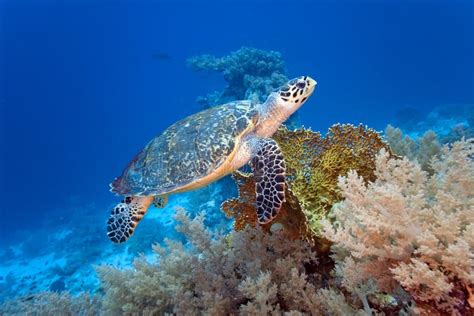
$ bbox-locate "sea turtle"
[107,76,317,243]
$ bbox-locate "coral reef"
[96,208,346,315]
[441,122,474,144]
[223,124,392,242]
[0,183,233,307]
[187,47,303,130]
[3,136,472,315]
[385,124,441,173]
[2,113,473,315]
[0,292,100,315]
[392,104,474,144]
[2,33,473,315]
[322,139,474,315]
[2,209,369,314]
[188,47,288,108]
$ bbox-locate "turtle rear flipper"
[250,138,286,224]
[107,196,153,243]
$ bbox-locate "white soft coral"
[322,139,474,314]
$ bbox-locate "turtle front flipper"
[107,196,154,243]
[250,138,286,224]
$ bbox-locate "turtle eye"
[296,81,306,89]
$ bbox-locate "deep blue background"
[1,0,473,241]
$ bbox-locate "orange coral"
[221,171,258,231]
[221,171,311,240]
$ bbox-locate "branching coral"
[187,47,288,108]
[223,124,392,241]
[322,139,474,315]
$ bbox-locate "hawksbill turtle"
[107,76,317,243]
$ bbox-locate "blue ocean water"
[0,0,473,303]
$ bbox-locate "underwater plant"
[223,124,392,243]
[187,47,288,108]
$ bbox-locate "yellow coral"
[222,124,392,240]
[275,124,391,234]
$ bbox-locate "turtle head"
[274,76,317,109]
[256,76,317,137]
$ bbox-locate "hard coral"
[222,124,392,241]
[188,47,288,108]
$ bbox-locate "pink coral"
[322,139,474,314]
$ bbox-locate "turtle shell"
[111,100,258,196]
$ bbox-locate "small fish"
[152,52,172,60]
[22,295,35,302]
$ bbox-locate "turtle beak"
[305,76,317,95]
